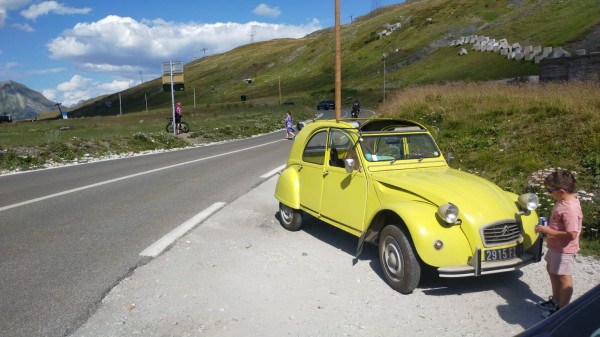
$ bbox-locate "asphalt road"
[0,131,294,337]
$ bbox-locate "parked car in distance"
[316,99,335,110]
[0,114,12,123]
[275,118,543,294]
[515,283,600,337]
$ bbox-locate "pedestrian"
[175,102,182,134]
[535,169,583,318]
[284,111,295,139]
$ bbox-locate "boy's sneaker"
[541,307,559,318]
[537,297,558,311]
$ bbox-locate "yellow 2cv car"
[275,118,543,294]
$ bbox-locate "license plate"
[484,245,522,261]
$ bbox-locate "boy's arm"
[537,226,577,240]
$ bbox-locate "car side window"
[328,129,353,168]
[302,131,328,165]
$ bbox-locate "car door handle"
[323,171,329,176]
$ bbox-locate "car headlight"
[518,193,539,211]
[437,203,459,224]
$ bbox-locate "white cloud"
[51,74,138,106]
[96,79,135,92]
[0,0,31,27]
[26,67,66,75]
[20,1,90,20]
[12,22,33,31]
[42,88,56,101]
[56,74,92,91]
[42,14,320,107]
[252,4,281,18]
[46,15,321,75]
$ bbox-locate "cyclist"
[175,102,183,134]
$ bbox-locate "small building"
[0,114,12,123]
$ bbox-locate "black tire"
[279,202,302,231]
[166,122,174,133]
[379,225,421,294]
[180,122,189,133]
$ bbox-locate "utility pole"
[335,0,341,122]
[201,48,208,58]
[278,76,282,105]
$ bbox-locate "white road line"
[139,202,226,258]
[260,164,286,179]
[0,139,283,212]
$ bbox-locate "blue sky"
[0,0,400,106]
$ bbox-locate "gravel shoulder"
[69,176,600,337]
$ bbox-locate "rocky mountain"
[0,80,60,121]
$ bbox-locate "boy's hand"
[535,225,548,235]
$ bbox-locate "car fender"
[274,166,300,209]
[374,201,473,267]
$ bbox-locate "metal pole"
[170,61,177,136]
[119,93,122,116]
[383,54,386,105]
[335,0,341,122]
[278,76,282,105]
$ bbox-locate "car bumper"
[437,235,543,278]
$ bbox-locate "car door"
[319,129,369,234]
[299,130,328,214]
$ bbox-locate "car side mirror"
[344,158,355,173]
[446,151,454,164]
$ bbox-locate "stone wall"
[450,35,572,63]
[539,53,600,82]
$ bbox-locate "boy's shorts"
[545,249,576,275]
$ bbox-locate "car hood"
[371,167,518,223]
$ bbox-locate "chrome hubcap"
[383,237,404,280]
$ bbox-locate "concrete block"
[515,51,524,60]
[512,43,521,50]
[543,47,553,57]
[576,49,586,56]
[459,48,468,56]
[535,55,545,64]
[552,47,565,58]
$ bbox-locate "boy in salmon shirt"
[535,170,583,317]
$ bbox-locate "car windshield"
[359,133,441,162]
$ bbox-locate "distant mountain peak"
[0,80,59,121]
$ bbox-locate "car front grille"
[481,221,522,247]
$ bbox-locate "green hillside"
[69,0,600,117]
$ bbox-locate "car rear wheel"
[379,225,421,294]
[279,203,302,231]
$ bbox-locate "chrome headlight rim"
[437,202,459,224]
[518,193,540,211]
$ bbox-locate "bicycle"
[166,117,189,133]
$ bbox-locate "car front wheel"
[379,225,421,294]
[279,203,302,231]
